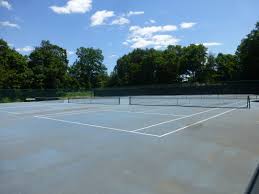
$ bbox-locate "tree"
[202,54,217,83]
[111,45,208,86]
[0,39,32,89]
[70,47,107,89]
[158,45,182,83]
[215,53,238,81]
[179,44,207,82]
[236,21,259,80]
[28,40,69,89]
[114,49,163,85]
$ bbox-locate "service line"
[132,101,245,132]
[104,110,187,117]
[159,108,236,137]
[132,107,219,132]
[35,108,112,117]
[34,116,160,138]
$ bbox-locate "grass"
[0,97,23,103]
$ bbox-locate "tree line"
[0,21,258,90]
[0,40,108,89]
[110,21,259,86]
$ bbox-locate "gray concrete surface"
[0,99,259,194]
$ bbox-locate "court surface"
[0,97,259,194]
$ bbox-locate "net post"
[247,96,251,109]
[118,97,120,105]
[129,96,131,105]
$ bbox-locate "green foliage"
[179,44,207,82]
[236,22,259,80]
[0,39,31,89]
[111,44,208,86]
[0,20,258,92]
[64,91,93,98]
[159,45,182,83]
[215,53,238,81]
[28,40,69,89]
[114,49,160,85]
[70,47,107,89]
[201,54,217,83]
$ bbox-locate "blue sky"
[0,0,258,73]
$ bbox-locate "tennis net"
[68,96,120,105]
[129,95,250,109]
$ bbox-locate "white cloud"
[0,0,11,10]
[122,41,129,46]
[90,10,115,26]
[109,54,118,58]
[145,19,156,25]
[67,51,75,55]
[0,21,20,29]
[16,46,34,53]
[90,10,144,27]
[202,42,222,47]
[111,17,130,25]
[126,25,180,49]
[127,11,144,17]
[152,35,179,47]
[50,0,92,14]
[180,22,196,29]
[129,25,178,38]
[130,38,152,49]
[130,34,179,49]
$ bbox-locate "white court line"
[10,106,74,115]
[38,107,187,118]
[103,110,187,117]
[159,108,236,137]
[0,103,67,110]
[133,106,175,113]
[128,103,198,114]
[34,116,160,138]
[0,110,21,115]
[132,108,219,132]
[36,108,112,117]
[132,101,245,132]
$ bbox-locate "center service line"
[132,100,245,132]
[132,107,219,132]
[159,108,236,137]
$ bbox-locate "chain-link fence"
[93,81,259,96]
[0,89,93,103]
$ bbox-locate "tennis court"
[0,95,259,194]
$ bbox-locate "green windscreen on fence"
[93,81,259,97]
[0,89,93,103]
